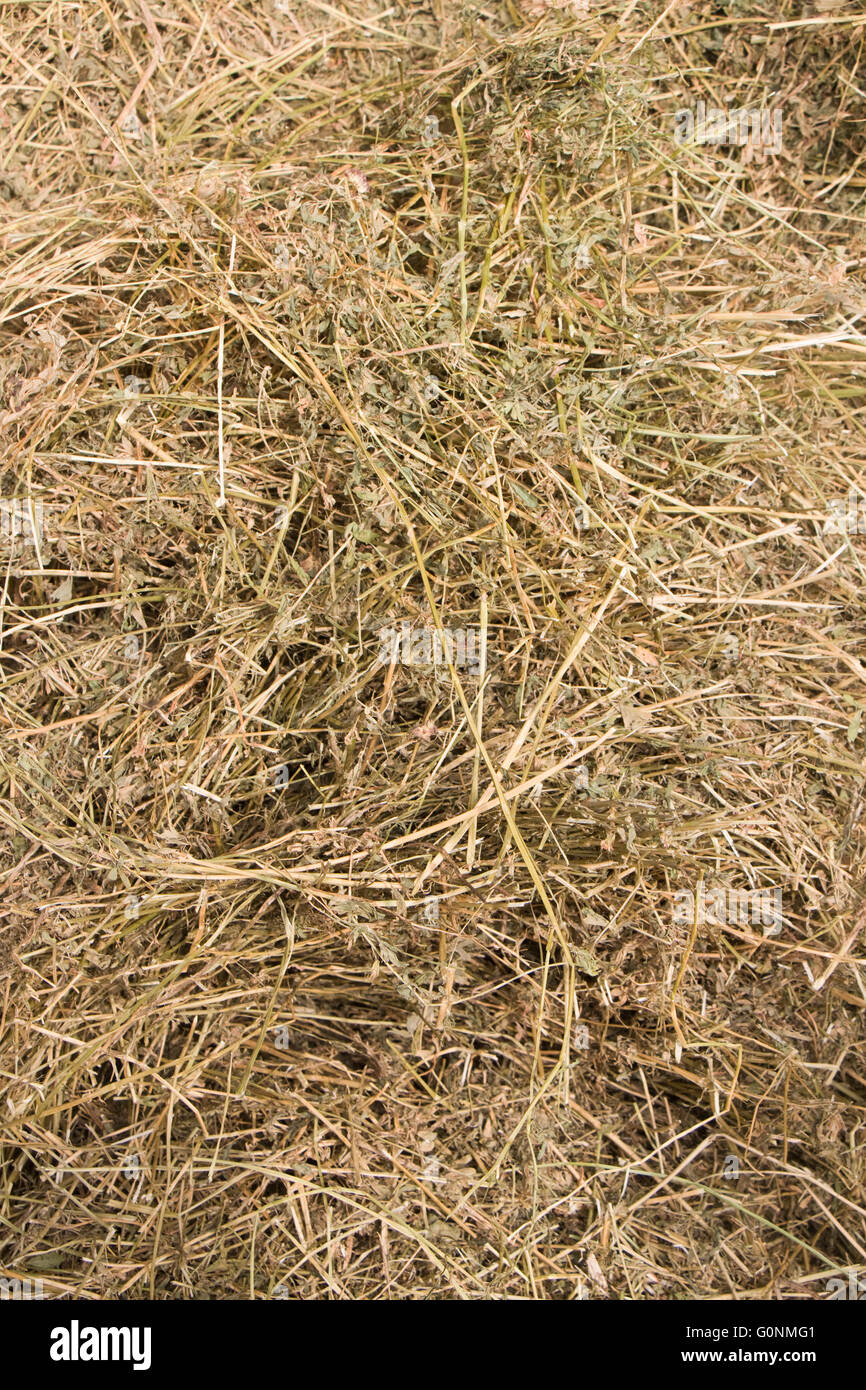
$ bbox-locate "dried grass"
[1,0,865,1299]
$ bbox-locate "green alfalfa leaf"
[573,947,602,977]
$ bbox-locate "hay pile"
[1,0,864,1299]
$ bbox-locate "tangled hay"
[1,0,864,1300]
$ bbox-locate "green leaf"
[573,947,602,976]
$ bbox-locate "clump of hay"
[0,0,864,1299]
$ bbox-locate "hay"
[1,0,864,1299]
